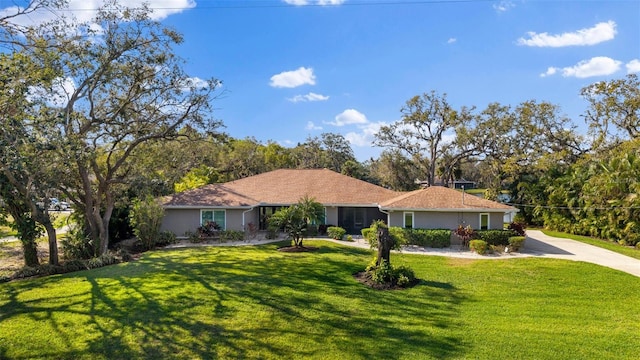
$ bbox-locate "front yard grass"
[540,229,640,260]
[1,240,639,359]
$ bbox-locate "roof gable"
[162,169,400,207]
[161,169,515,212]
[381,186,515,211]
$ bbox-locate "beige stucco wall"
[387,211,506,230]
[325,206,338,225]
[161,209,200,237]
[161,208,257,236]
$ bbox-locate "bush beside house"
[362,227,451,248]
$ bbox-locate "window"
[479,213,489,230]
[201,210,226,230]
[404,212,414,229]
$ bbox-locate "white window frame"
[200,209,227,230]
[479,213,490,230]
[403,212,414,229]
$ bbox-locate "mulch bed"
[277,246,319,253]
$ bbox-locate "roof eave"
[163,205,256,210]
[380,207,518,213]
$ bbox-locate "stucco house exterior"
[160,168,517,236]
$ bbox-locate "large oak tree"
[24,2,223,255]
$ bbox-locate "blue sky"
[6,0,640,160]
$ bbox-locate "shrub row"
[187,229,248,243]
[7,250,131,281]
[361,227,451,248]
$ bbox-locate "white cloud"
[627,59,640,74]
[493,1,515,13]
[270,67,316,88]
[328,109,368,127]
[283,0,345,5]
[540,67,558,78]
[447,38,457,44]
[518,21,617,47]
[543,57,622,78]
[345,122,386,147]
[288,92,329,103]
[305,121,323,130]
[0,0,195,28]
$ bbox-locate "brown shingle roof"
[161,169,515,212]
[161,184,261,207]
[381,186,515,212]
[162,169,401,207]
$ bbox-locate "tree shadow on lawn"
[0,243,469,359]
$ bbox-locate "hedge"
[475,229,517,246]
[361,227,451,248]
[405,228,451,248]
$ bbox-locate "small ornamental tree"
[129,195,164,250]
[268,196,324,247]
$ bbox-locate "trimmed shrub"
[508,236,526,252]
[364,227,451,248]
[388,227,409,246]
[406,229,451,248]
[327,226,346,240]
[346,235,353,242]
[361,228,375,243]
[469,239,488,255]
[365,258,416,288]
[476,229,517,246]
[156,231,177,247]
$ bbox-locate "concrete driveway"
[523,230,640,278]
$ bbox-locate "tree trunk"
[376,227,392,266]
[33,210,59,265]
[43,222,58,265]
[22,240,39,267]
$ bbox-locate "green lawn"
[540,229,640,260]
[1,240,639,359]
